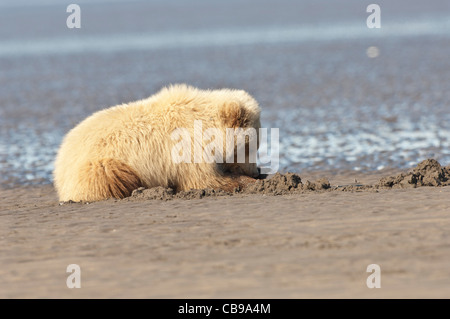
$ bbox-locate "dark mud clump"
[377,159,450,189]
[130,186,176,200]
[242,173,302,195]
[175,188,231,199]
[242,173,330,195]
[123,159,449,201]
[126,173,331,201]
[302,178,332,191]
[128,186,231,201]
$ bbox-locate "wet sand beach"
[1,182,450,299]
[1,0,450,298]
[1,161,450,298]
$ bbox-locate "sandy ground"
[1,168,450,298]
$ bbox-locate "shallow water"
[1,0,450,187]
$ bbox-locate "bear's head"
[219,89,261,178]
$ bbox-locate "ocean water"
[1,0,450,187]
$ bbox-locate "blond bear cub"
[53,84,261,202]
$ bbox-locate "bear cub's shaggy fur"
[53,84,261,202]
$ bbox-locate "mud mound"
[302,178,332,191]
[126,173,331,201]
[242,173,330,195]
[123,158,449,201]
[130,187,176,200]
[242,173,302,195]
[129,186,231,200]
[174,188,232,199]
[377,159,450,188]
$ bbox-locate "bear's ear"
[220,101,250,128]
